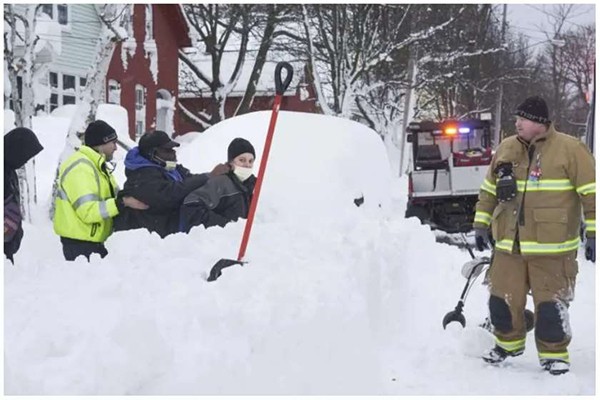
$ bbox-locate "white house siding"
[52,4,102,76]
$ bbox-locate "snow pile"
[177,111,392,223]
[4,111,595,395]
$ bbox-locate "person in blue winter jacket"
[113,130,229,237]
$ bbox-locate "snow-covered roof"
[180,52,306,98]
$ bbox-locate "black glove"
[585,237,595,263]
[115,191,126,212]
[495,163,517,202]
[475,227,492,252]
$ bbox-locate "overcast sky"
[506,3,595,47]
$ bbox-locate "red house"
[106,4,191,140]
[177,63,320,135]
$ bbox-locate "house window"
[41,4,53,18]
[135,84,146,136]
[107,79,121,104]
[57,4,68,25]
[63,74,75,91]
[80,77,87,88]
[49,72,58,88]
[135,84,146,110]
[50,93,58,110]
[145,5,153,40]
[41,4,69,26]
[136,121,144,137]
[48,71,85,111]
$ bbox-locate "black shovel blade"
[442,309,466,329]
[207,259,245,282]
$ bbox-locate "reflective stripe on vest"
[99,200,111,219]
[481,179,496,196]
[585,219,595,232]
[58,157,105,216]
[73,193,101,209]
[474,210,492,226]
[495,237,580,254]
[61,158,100,191]
[480,178,578,196]
[576,182,596,196]
[516,179,574,192]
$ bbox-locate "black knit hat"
[138,130,180,158]
[514,96,550,124]
[227,138,255,161]
[84,120,118,146]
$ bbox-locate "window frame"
[47,71,85,112]
[107,79,121,105]
[135,84,146,137]
[40,4,71,29]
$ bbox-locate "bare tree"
[179,4,254,127]
[3,4,57,218]
[49,4,132,218]
[299,5,465,127]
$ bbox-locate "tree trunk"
[49,5,129,219]
[236,5,277,115]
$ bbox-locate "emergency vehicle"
[405,119,493,233]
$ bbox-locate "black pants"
[60,237,108,262]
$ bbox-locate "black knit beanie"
[227,138,255,161]
[84,120,118,146]
[514,96,550,124]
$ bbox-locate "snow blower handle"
[275,62,293,95]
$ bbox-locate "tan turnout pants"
[486,250,578,361]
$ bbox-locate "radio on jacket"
[495,162,517,202]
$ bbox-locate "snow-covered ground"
[3,110,595,395]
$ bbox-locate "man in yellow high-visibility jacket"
[53,120,148,261]
[473,96,595,375]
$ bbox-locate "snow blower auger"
[207,62,293,283]
[442,242,490,329]
[442,233,534,331]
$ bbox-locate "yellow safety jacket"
[53,146,120,243]
[474,125,595,255]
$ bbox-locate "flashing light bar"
[445,127,458,135]
[458,127,470,134]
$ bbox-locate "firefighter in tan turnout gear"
[473,96,595,375]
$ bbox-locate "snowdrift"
[3,110,595,395]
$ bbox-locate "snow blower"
[207,62,293,282]
[442,234,534,332]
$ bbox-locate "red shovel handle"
[237,62,294,261]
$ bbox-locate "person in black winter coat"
[181,137,257,232]
[113,130,229,238]
[4,127,43,264]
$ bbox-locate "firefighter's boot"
[541,359,570,375]
[482,345,524,364]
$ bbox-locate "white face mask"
[233,166,253,181]
[164,161,177,171]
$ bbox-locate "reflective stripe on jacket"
[474,125,595,256]
[53,146,120,243]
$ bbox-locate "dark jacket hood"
[125,147,160,170]
[124,147,184,182]
[4,127,43,170]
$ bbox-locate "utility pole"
[493,4,507,147]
